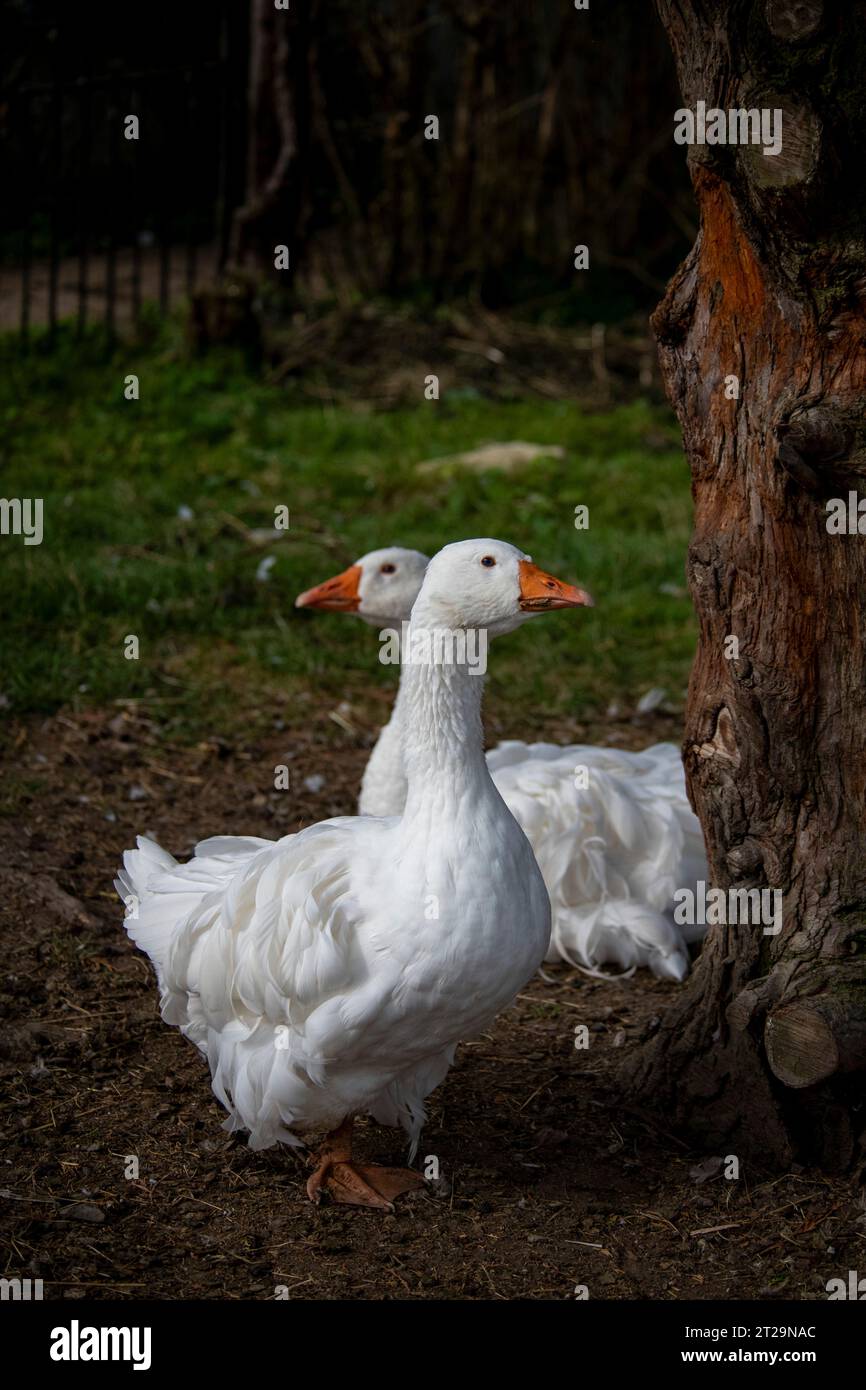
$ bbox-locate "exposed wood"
[737,94,820,189]
[765,996,866,1088]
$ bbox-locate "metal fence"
[0,4,247,339]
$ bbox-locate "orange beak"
[518,559,594,612]
[295,564,362,612]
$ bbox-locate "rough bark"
[626,1,866,1170]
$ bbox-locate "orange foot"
[307,1160,424,1210]
[305,1115,424,1210]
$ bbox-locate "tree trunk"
[627,1,866,1170]
[229,0,300,278]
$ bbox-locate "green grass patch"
[0,328,696,739]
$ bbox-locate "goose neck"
[397,614,489,799]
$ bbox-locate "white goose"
[297,547,708,982]
[117,539,589,1209]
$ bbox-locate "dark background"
[0,0,693,326]
[2,1,864,1309]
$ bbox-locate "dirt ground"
[1,702,863,1302]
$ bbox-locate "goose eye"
[380,563,397,574]
[480,555,496,567]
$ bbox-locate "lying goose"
[117,539,589,1209]
[297,546,707,982]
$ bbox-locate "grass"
[0,324,696,741]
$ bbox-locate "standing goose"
[117,539,589,1209]
[297,546,707,982]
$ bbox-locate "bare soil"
[1,705,862,1301]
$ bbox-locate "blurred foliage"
[248,0,695,312]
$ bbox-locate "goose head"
[295,547,430,629]
[413,538,592,638]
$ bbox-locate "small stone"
[62,1202,105,1223]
